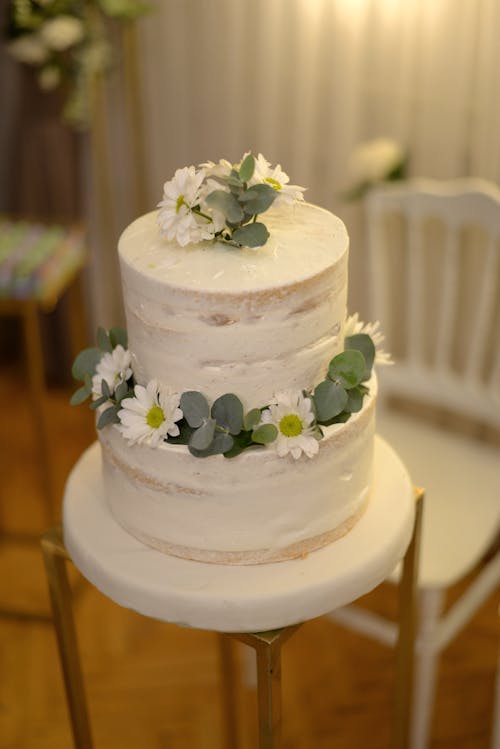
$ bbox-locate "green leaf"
[344,333,375,380]
[204,190,244,224]
[189,431,233,458]
[244,408,262,431]
[328,350,366,389]
[109,327,128,349]
[180,391,210,428]
[320,410,352,427]
[223,430,256,458]
[211,393,244,435]
[101,378,111,399]
[97,327,112,353]
[114,380,130,403]
[72,347,102,381]
[97,406,120,429]
[189,418,216,450]
[313,380,348,422]
[239,153,255,183]
[70,384,91,406]
[90,394,108,410]
[232,222,270,248]
[252,423,278,445]
[346,386,364,413]
[166,419,194,445]
[239,183,277,214]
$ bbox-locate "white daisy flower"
[157,166,215,246]
[199,158,233,179]
[117,380,183,447]
[252,153,306,205]
[92,345,132,399]
[344,313,393,365]
[261,390,319,460]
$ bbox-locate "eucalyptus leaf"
[346,386,363,413]
[232,222,269,248]
[204,190,244,223]
[189,431,234,458]
[252,423,278,445]
[244,408,262,431]
[223,430,256,458]
[70,384,91,406]
[313,380,348,422]
[97,406,120,429]
[319,410,352,427]
[101,378,111,399]
[72,347,102,381]
[328,349,366,389]
[211,393,244,435]
[109,326,128,349]
[239,153,255,183]
[189,418,216,450]
[345,333,375,380]
[167,420,194,445]
[97,326,112,353]
[239,183,277,214]
[89,394,108,410]
[180,391,209,428]
[114,380,130,403]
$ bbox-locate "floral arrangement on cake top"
[5,0,149,127]
[158,153,305,249]
[342,137,407,201]
[70,315,391,460]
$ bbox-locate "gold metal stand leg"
[391,487,425,749]
[232,626,299,749]
[41,527,93,749]
[22,301,55,523]
[218,635,239,749]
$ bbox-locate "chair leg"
[41,527,93,749]
[411,587,445,749]
[22,301,56,523]
[492,625,500,749]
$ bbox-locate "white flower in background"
[38,65,61,91]
[8,34,49,65]
[158,166,216,246]
[261,391,319,460]
[348,138,405,184]
[92,345,132,398]
[252,153,306,205]
[39,15,85,52]
[117,380,183,447]
[77,39,111,74]
[344,313,393,365]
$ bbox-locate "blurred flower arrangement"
[4,0,149,128]
[343,137,407,201]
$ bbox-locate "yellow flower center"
[146,405,165,429]
[279,414,303,437]
[265,177,282,190]
[176,194,185,213]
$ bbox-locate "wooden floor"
[0,364,498,749]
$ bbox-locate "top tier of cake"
[118,202,349,407]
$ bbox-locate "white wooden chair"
[328,178,500,749]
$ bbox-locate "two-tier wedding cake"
[71,153,389,565]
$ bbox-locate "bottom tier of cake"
[98,387,376,565]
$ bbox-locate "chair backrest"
[365,178,500,431]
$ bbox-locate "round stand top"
[63,437,414,633]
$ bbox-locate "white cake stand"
[42,435,421,749]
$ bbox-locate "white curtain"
[87,0,500,326]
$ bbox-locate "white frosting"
[119,202,348,406]
[99,381,376,564]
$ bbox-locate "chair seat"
[0,218,86,308]
[377,406,500,588]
